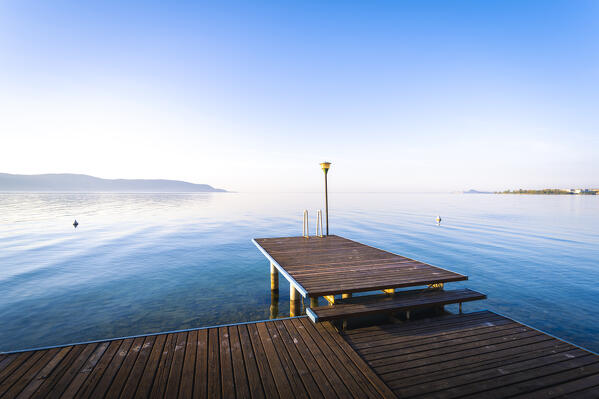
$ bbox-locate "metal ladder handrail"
[316,210,324,237]
[303,210,309,238]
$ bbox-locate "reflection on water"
[0,192,598,352]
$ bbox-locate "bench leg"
[310,297,319,308]
[406,310,411,320]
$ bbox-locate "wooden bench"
[306,288,486,323]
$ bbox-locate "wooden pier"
[2,234,598,398]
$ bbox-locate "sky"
[1,0,598,192]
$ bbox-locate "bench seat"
[306,288,486,323]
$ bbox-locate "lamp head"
[320,162,331,174]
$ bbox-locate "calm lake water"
[1,192,598,353]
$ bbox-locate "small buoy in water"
[73,220,79,228]
[436,216,442,225]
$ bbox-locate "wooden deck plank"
[289,318,354,398]
[0,350,46,397]
[272,320,324,399]
[44,343,100,399]
[280,319,338,399]
[520,373,599,398]
[343,310,503,338]
[264,321,308,399]
[63,340,115,398]
[218,327,236,399]
[0,352,34,385]
[298,318,374,399]
[321,322,397,399]
[27,344,86,399]
[370,330,546,371]
[149,332,177,398]
[385,341,574,388]
[245,323,280,398]
[134,333,166,399]
[228,325,251,399]
[396,350,596,398]
[164,332,187,399]
[1,348,58,398]
[363,324,531,361]
[349,318,514,350]
[236,324,267,399]
[307,320,383,399]
[15,346,72,399]
[207,328,221,398]
[85,338,133,398]
[178,329,197,399]
[0,354,18,374]
[103,336,145,399]
[255,321,296,398]
[117,335,156,399]
[194,329,208,399]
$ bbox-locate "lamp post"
[320,162,331,236]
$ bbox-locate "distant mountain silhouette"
[463,189,492,194]
[0,173,226,192]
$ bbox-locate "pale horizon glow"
[1,1,598,192]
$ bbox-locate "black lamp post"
[320,162,331,236]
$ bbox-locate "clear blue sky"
[1,1,597,192]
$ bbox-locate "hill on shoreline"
[0,173,226,192]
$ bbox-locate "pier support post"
[290,285,301,317]
[270,262,279,319]
[270,290,279,319]
[270,262,278,291]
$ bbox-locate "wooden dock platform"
[2,313,598,398]
[2,234,598,398]
[253,235,467,298]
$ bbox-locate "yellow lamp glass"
[320,162,331,173]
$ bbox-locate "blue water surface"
[0,192,598,352]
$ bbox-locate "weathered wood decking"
[0,318,394,399]
[3,312,599,398]
[344,311,599,398]
[253,235,467,298]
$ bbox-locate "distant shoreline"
[0,173,227,193]
[497,189,597,195]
